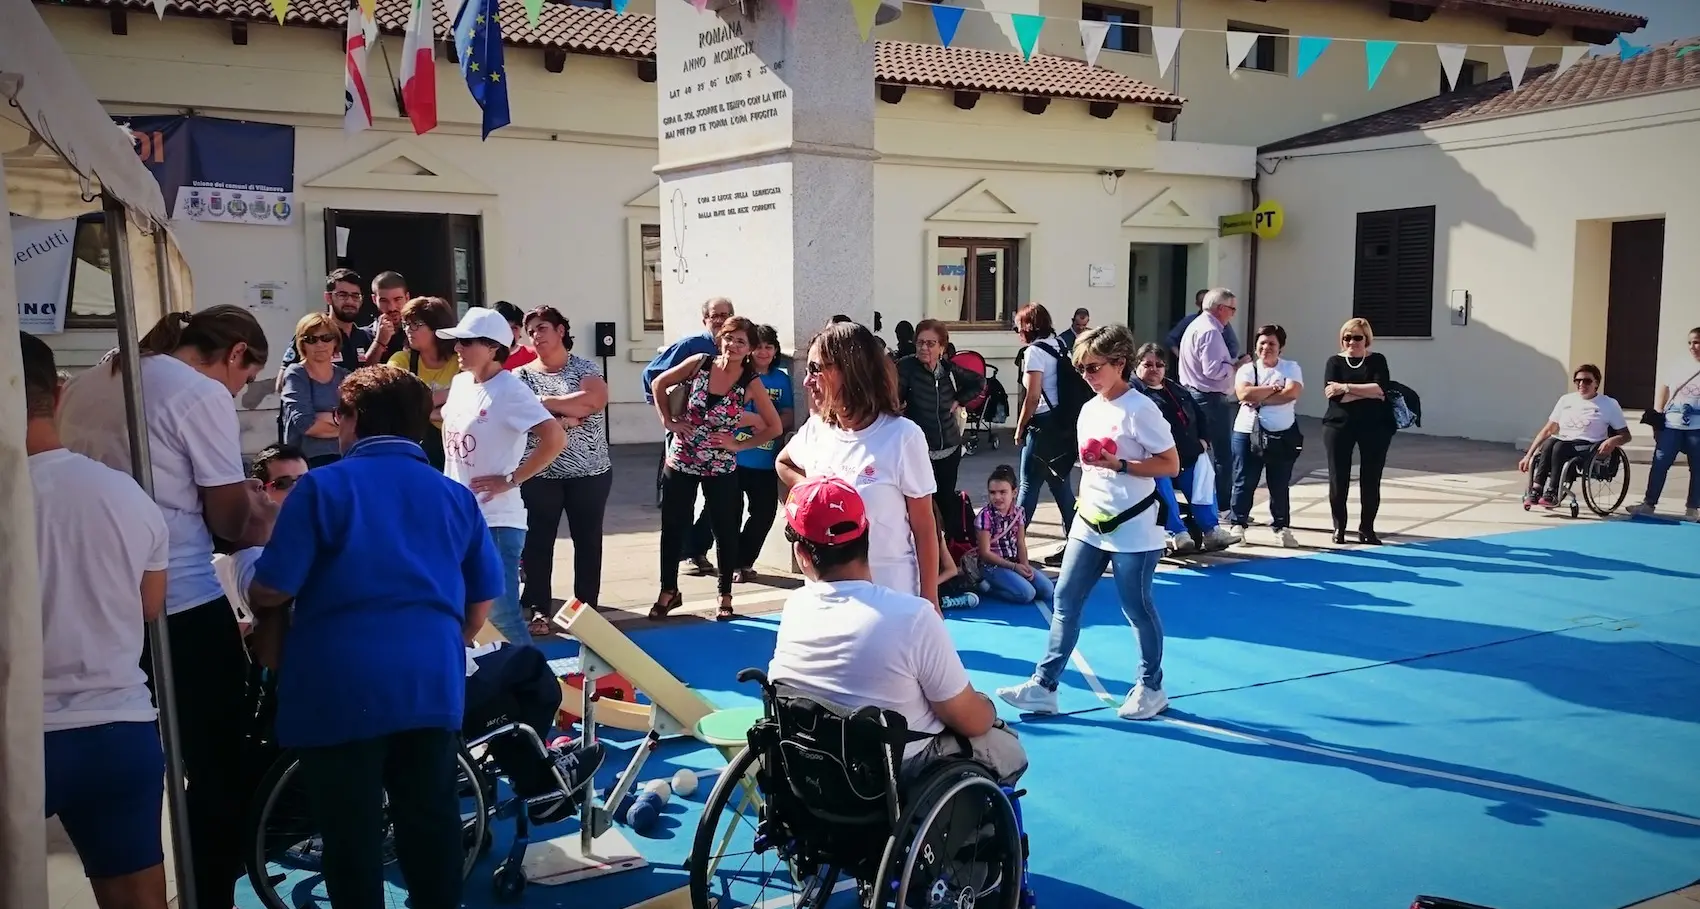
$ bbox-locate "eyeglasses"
[302,333,339,345]
[331,291,363,302]
[1342,334,1366,343]
[268,474,300,492]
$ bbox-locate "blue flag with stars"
[453,0,510,138]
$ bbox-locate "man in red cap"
[767,476,1028,785]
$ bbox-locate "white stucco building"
[1254,39,1697,444]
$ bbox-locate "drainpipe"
[1170,0,1182,141]
[1245,169,1261,333]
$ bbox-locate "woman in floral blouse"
[648,316,783,620]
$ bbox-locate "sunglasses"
[1342,334,1366,343]
[268,474,301,492]
[1075,359,1121,376]
[806,361,827,375]
[302,333,339,345]
[1573,376,1597,386]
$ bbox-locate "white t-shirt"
[1234,359,1304,433]
[441,369,554,530]
[768,580,971,756]
[1071,387,1176,554]
[31,448,170,732]
[784,414,936,595]
[59,354,248,615]
[1548,392,1627,443]
[1662,361,1700,430]
[1023,339,1064,415]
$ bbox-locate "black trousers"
[297,728,464,909]
[1533,438,1594,499]
[736,467,781,570]
[1323,424,1394,532]
[520,469,614,610]
[660,467,742,596]
[930,449,964,539]
[138,597,255,909]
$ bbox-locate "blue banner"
[113,115,296,226]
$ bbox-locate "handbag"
[663,354,710,420]
[1643,367,1700,432]
[1249,364,1304,463]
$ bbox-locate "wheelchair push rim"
[244,747,489,909]
[878,762,1022,909]
[690,744,842,909]
[1581,447,1631,516]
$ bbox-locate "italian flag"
[400,0,437,135]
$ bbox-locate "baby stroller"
[949,349,1010,455]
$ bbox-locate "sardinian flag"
[344,2,375,134]
[400,0,438,134]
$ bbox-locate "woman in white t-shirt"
[437,307,567,645]
[1631,327,1700,521]
[996,324,1180,723]
[57,305,277,908]
[1517,363,1631,507]
[1229,324,1305,546]
[777,321,941,607]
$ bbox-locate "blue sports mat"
[236,521,1700,908]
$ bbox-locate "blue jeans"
[1019,411,1077,533]
[1155,455,1220,535]
[982,563,1056,605]
[488,526,532,646]
[1033,539,1164,691]
[1230,431,1295,529]
[1186,388,1237,510]
[1644,427,1700,509]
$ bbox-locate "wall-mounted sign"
[1219,200,1284,239]
[1088,263,1116,287]
[11,215,78,335]
[113,115,297,226]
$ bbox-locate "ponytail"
[122,305,269,374]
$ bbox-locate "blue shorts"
[45,721,166,878]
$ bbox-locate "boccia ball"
[671,769,698,798]
[628,790,665,832]
[644,779,672,804]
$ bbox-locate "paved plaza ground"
[44,421,1699,909]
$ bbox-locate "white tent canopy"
[2,0,195,905]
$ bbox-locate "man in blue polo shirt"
[248,365,503,909]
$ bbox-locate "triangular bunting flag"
[931,3,964,47]
[1503,44,1532,89]
[269,0,287,23]
[1554,44,1587,76]
[849,0,880,41]
[150,0,167,18]
[1364,40,1397,90]
[1679,44,1700,59]
[773,0,797,27]
[522,0,543,27]
[1296,36,1331,78]
[1436,43,1467,91]
[611,0,627,11]
[691,0,708,10]
[1152,26,1183,77]
[1010,12,1044,60]
[1616,35,1649,60]
[1080,20,1110,68]
[1226,31,1258,74]
[359,0,374,27]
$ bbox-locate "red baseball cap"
[784,476,869,545]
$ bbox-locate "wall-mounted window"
[931,237,1021,328]
[1352,206,1436,338]
[1227,21,1289,75]
[1440,59,1488,94]
[1081,2,1152,55]
[64,213,116,330]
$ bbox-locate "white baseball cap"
[436,307,512,346]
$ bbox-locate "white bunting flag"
[1555,44,1588,78]
[344,4,374,134]
[151,0,168,17]
[1226,31,1259,74]
[1080,20,1111,68]
[1152,25,1184,77]
[1503,44,1533,89]
[1436,43,1467,91]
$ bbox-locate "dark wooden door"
[1604,218,1666,409]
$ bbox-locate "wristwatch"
[503,471,517,486]
[1117,458,1129,474]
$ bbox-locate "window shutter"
[1352,206,1435,338]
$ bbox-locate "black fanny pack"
[1081,488,1168,536]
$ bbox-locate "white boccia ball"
[644,778,672,804]
[671,769,698,798]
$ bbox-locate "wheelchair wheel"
[1582,446,1631,517]
[874,761,1023,909]
[689,745,842,909]
[244,747,489,909]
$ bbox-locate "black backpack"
[1027,338,1093,467]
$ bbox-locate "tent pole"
[104,195,198,909]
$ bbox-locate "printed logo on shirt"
[444,430,478,464]
[476,408,490,424]
[861,464,877,478]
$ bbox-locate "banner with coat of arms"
[114,114,298,226]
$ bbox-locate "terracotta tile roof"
[1261,36,1699,152]
[876,40,1182,107]
[1449,0,1646,30]
[42,0,1178,108]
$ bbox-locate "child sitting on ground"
[975,465,1056,607]
[935,500,981,611]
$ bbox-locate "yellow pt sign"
[1218,200,1284,239]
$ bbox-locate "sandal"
[649,590,683,621]
[527,612,552,637]
[715,595,736,622]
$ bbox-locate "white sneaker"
[1271,527,1298,548]
[1200,526,1240,551]
[1116,684,1169,720]
[1686,508,1699,523]
[996,680,1059,715]
[1166,531,1196,554]
[1627,503,1656,517]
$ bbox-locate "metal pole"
[103,195,198,909]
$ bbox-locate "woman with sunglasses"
[1322,318,1396,545]
[998,324,1179,722]
[280,312,350,468]
[1518,364,1630,508]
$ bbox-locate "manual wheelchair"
[1521,439,1632,519]
[687,669,1037,909]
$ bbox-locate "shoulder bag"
[663,354,711,420]
[1642,366,1700,432]
[1248,363,1304,463]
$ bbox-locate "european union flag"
[453,0,510,139]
